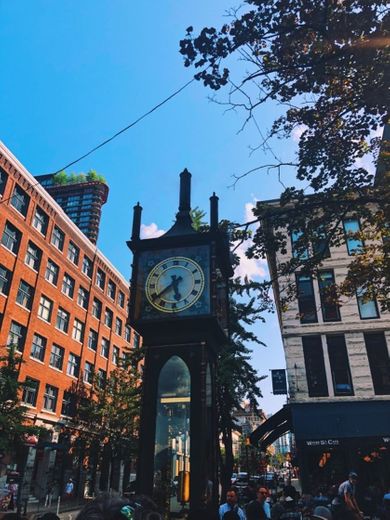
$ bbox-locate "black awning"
[250,406,291,449]
[291,401,390,441]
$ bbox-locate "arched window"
[153,356,191,512]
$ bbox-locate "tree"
[180,1,390,310]
[69,345,142,494]
[191,210,270,493]
[0,346,40,452]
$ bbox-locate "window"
[107,280,116,299]
[356,288,379,319]
[112,346,120,365]
[0,264,12,295]
[25,241,42,271]
[88,329,98,351]
[0,167,8,196]
[56,307,70,333]
[124,325,131,342]
[67,241,80,265]
[343,217,363,255]
[33,207,48,235]
[82,256,93,277]
[327,335,353,396]
[318,270,341,322]
[51,226,65,251]
[104,308,113,328]
[296,274,318,323]
[118,291,125,308]
[302,335,328,397]
[77,286,89,309]
[7,321,26,352]
[61,392,76,417]
[31,334,46,362]
[43,384,58,412]
[62,273,75,298]
[38,295,53,322]
[45,259,59,285]
[92,298,102,319]
[312,225,330,259]
[67,353,80,377]
[97,369,106,389]
[1,221,21,253]
[84,361,94,384]
[72,318,84,343]
[16,280,34,310]
[365,333,390,395]
[50,344,64,370]
[96,268,106,290]
[291,230,309,260]
[101,337,110,358]
[134,332,140,348]
[11,184,30,216]
[115,317,122,336]
[22,378,39,406]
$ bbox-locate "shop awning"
[291,401,390,441]
[250,406,292,449]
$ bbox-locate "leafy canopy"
[181,0,390,310]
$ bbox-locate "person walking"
[246,486,269,520]
[64,478,74,500]
[219,488,246,520]
[338,472,363,520]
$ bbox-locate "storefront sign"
[271,369,287,395]
[305,439,340,447]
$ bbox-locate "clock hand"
[171,275,183,301]
[152,275,183,300]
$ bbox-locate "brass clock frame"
[145,256,205,313]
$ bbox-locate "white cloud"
[234,200,268,280]
[291,125,308,143]
[140,222,165,239]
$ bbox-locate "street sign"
[271,369,288,395]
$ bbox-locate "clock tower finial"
[165,168,195,236]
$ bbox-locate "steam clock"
[128,170,233,516]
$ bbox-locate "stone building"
[250,165,390,490]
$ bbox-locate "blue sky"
[0,1,302,414]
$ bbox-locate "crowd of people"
[217,472,390,520]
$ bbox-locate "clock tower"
[128,169,233,517]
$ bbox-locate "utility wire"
[0,77,195,206]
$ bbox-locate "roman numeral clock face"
[145,256,205,313]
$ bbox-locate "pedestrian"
[337,471,363,520]
[219,488,246,520]
[246,486,269,520]
[38,514,60,520]
[45,483,54,507]
[279,496,302,519]
[76,495,161,520]
[64,478,74,499]
[311,505,332,519]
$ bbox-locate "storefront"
[291,401,390,491]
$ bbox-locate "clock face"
[145,256,205,313]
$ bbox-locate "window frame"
[67,352,81,378]
[16,280,34,310]
[25,241,42,271]
[67,241,80,265]
[31,333,47,362]
[56,307,70,333]
[7,321,26,352]
[0,264,12,295]
[49,344,64,370]
[1,221,21,254]
[72,318,85,343]
[343,217,364,255]
[37,295,53,322]
[45,259,59,286]
[32,207,48,235]
[296,273,318,324]
[302,335,329,397]
[356,287,380,320]
[62,273,75,298]
[326,335,354,396]
[51,225,65,251]
[11,184,30,216]
[43,384,58,412]
[22,378,39,407]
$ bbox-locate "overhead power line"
[0,77,195,206]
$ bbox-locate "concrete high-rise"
[34,172,109,244]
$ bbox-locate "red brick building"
[0,142,137,500]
